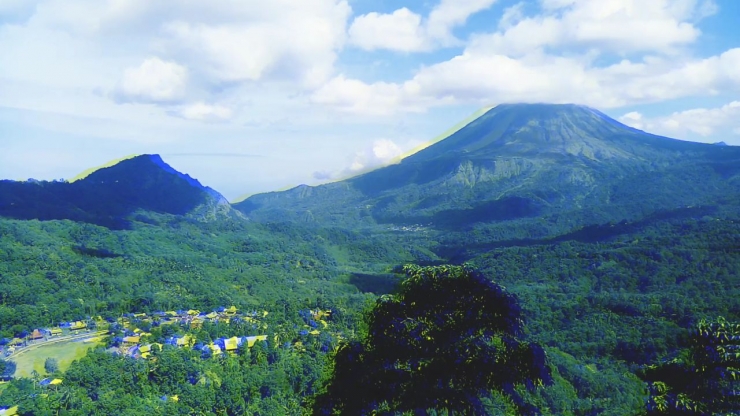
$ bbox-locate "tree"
[314,264,552,415]
[641,317,740,415]
[0,359,16,381]
[44,357,59,375]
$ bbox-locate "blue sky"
[0,0,738,201]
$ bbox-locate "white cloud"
[311,75,430,116]
[313,138,408,180]
[348,0,498,52]
[314,40,740,115]
[160,0,351,89]
[619,111,644,129]
[316,0,734,116]
[347,8,427,52]
[4,0,352,108]
[426,0,499,44]
[175,102,233,122]
[619,101,740,140]
[498,3,525,30]
[114,57,188,104]
[472,0,712,56]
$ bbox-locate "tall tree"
[314,264,552,415]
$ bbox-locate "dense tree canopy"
[314,264,552,415]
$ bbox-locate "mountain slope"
[0,154,232,229]
[235,104,740,236]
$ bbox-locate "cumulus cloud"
[160,0,351,89]
[472,0,714,57]
[312,0,740,115]
[9,0,352,112]
[426,0,499,44]
[313,138,407,180]
[311,75,435,115]
[114,57,188,104]
[174,102,233,122]
[619,101,740,140]
[348,0,498,52]
[347,8,427,52]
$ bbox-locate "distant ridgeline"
[0,154,231,229]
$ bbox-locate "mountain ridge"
[0,154,233,229]
[234,103,740,237]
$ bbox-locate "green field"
[11,337,104,378]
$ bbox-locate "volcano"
[235,103,740,234]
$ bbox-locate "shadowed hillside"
[0,154,231,229]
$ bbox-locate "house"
[30,329,44,340]
[176,335,194,348]
[138,344,152,359]
[0,405,18,415]
[190,317,203,329]
[70,321,86,331]
[224,337,240,353]
[244,335,268,348]
[209,343,222,356]
[224,306,237,315]
[136,343,162,359]
[311,309,332,321]
[49,328,62,337]
[122,336,140,346]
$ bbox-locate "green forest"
[0,203,739,414]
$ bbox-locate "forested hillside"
[0,203,739,414]
[2,104,740,414]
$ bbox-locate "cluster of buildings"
[111,307,337,360]
[112,306,275,360]
[117,306,266,330]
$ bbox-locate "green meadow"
[11,338,103,378]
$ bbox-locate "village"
[1,305,337,384]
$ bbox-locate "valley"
[1,104,739,414]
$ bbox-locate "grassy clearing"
[11,338,103,378]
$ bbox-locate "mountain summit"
[0,154,230,228]
[236,103,740,235]
[405,103,691,162]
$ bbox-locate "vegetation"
[640,317,740,415]
[0,201,737,414]
[1,105,740,414]
[315,264,552,415]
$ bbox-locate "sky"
[0,0,738,201]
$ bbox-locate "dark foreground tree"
[313,264,552,415]
[642,317,740,415]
